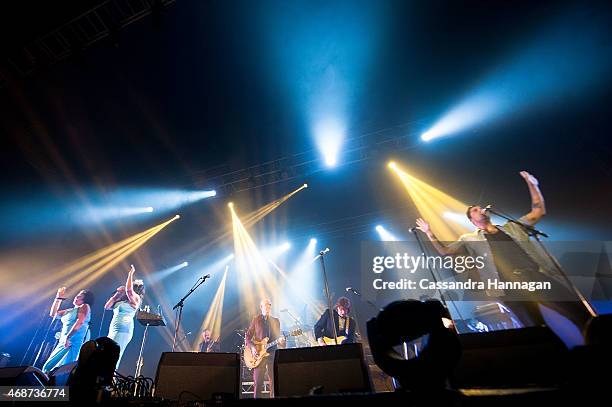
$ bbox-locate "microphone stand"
[410,228,448,308]
[98,309,107,338]
[32,315,59,367]
[487,207,597,318]
[21,308,50,366]
[318,249,339,345]
[172,275,210,351]
[283,309,302,326]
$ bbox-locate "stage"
[1,1,612,406]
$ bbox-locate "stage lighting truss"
[0,0,177,87]
[192,118,429,196]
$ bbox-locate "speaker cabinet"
[154,352,240,402]
[453,327,567,388]
[0,366,48,386]
[47,361,77,386]
[274,344,372,397]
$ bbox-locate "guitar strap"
[337,315,349,335]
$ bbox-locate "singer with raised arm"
[245,298,286,398]
[314,297,357,346]
[42,287,94,373]
[415,171,592,346]
[104,264,145,368]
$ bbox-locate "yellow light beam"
[241,183,308,227]
[39,215,178,297]
[230,205,278,315]
[192,267,228,350]
[24,226,158,296]
[389,162,471,241]
[2,216,180,330]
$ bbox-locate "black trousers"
[253,355,274,398]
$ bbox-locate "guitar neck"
[265,335,284,350]
[264,331,300,351]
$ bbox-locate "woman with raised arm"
[105,264,144,368]
[42,287,94,373]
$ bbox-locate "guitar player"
[245,298,286,398]
[199,329,220,353]
[314,296,357,346]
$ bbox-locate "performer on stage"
[314,296,357,346]
[415,170,592,344]
[245,298,286,399]
[42,287,94,373]
[199,329,220,352]
[104,264,144,367]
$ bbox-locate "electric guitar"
[243,329,302,369]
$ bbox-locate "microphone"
[483,204,492,213]
[203,274,211,280]
[346,287,361,296]
[408,226,418,233]
[319,248,330,255]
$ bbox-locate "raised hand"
[520,171,539,187]
[415,218,431,235]
[56,287,67,298]
[129,264,136,274]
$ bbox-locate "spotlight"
[228,202,234,209]
[263,242,292,260]
[309,238,317,245]
[303,183,308,189]
[325,156,337,167]
[188,190,217,201]
[145,207,154,212]
[315,118,345,168]
[388,161,397,170]
[421,130,434,142]
[149,260,190,282]
[375,224,399,241]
